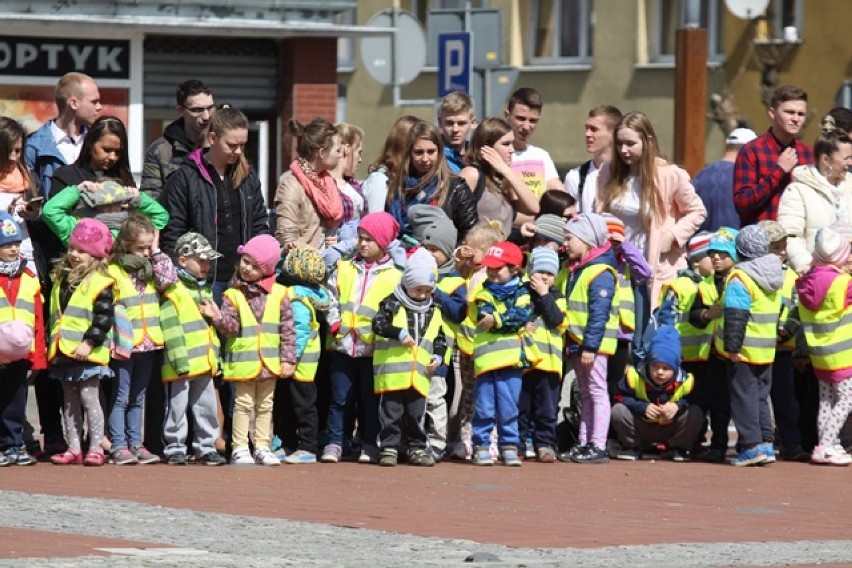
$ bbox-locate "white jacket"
[778,164,852,274]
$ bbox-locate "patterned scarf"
[389,175,440,236]
[290,158,343,227]
[0,258,22,276]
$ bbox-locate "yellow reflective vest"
[470,285,533,377]
[435,273,464,360]
[288,288,321,382]
[616,265,636,332]
[221,284,288,381]
[566,264,619,356]
[373,305,444,397]
[624,366,695,424]
[798,271,852,373]
[525,294,567,375]
[48,271,115,365]
[0,270,41,355]
[659,275,712,362]
[714,268,781,364]
[334,260,400,348]
[777,266,798,352]
[107,264,163,347]
[456,271,487,356]
[160,281,220,382]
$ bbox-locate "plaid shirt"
[733,129,813,226]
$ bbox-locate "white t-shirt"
[563,160,600,213]
[50,121,84,166]
[608,176,648,255]
[510,144,559,199]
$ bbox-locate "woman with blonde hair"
[331,122,366,223]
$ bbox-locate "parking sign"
[437,32,471,97]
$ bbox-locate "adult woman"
[596,111,706,308]
[331,122,366,224]
[49,116,134,197]
[778,115,852,274]
[361,115,420,214]
[459,117,539,239]
[387,121,478,241]
[274,118,343,251]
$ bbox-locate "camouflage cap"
[175,232,223,260]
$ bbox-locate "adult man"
[733,85,814,225]
[437,91,476,174]
[563,105,622,213]
[504,87,562,198]
[25,72,101,197]
[693,127,758,233]
[142,80,215,198]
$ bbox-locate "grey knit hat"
[402,247,437,289]
[408,204,458,258]
[534,214,565,244]
[736,224,770,260]
[565,213,609,248]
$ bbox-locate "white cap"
[726,128,758,146]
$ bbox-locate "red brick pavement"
[2,459,850,556]
[0,527,167,559]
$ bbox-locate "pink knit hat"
[69,218,113,259]
[0,321,33,363]
[237,235,281,277]
[358,212,400,251]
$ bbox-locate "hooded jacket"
[796,264,852,382]
[565,246,618,354]
[141,118,196,199]
[721,254,784,355]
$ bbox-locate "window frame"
[647,0,724,65]
[335,7,356,71]
[526,0,594,66]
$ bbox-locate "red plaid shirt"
[733,129,813,226]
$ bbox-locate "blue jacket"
[566,248,617,354]
[289,284,331,358]
[25,121,67,199]
[693,160,740,233]
[443,145,464,174]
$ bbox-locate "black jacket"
[441,177,478,242]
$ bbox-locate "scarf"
[290,158,343,227]
[393,282,432,314]
[177,266,207,288]
[0,258,22,276]
[389,175,440,236]
[483,276,521,303]
[93,211,129,232]
[116,253,153,281]
[0,168,28,193]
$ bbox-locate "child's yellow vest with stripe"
[714,269,781,364]
[526,295,567,375]
[455,271,486,356]
[471,286,533,377]
[107,264,163,347]
[0,271,41,355]
[373,306,444,397]
[222,284,288,381]
[160,281,220,382]
[48,271,114,365]
[335,260,399,347]
[566,264,619,355]
[798,272,852,372]
[659,275,712,362]
[288,288,321,382]
[777,266,798,352]
[616,265,635,332]
[624,366,694,424]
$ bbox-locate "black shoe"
[197,451,226,466]
[557,443,588,463]
[699,447,727,463]
[780,445,810,462]
[167,452,187,466]
[572,445,609,464]
[670,448,692,462]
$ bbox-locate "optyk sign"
[0,36,130,79]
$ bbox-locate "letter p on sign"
[437,32,471,97]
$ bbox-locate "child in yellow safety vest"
[372,248,448,467]
[796,227,852,466]
[202,235,296,466]
[106,214,174,466]
[159,232,226,466]
[717,225,783,467]
[47,218,114,467]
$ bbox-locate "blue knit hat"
[529,246,559,276]
[707,226,739,261]
[0,212,23,247]
[648,325,681,371]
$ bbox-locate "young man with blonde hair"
[438,91,476,173]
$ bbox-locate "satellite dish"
[360,9,426,86]
[724,0,770,19]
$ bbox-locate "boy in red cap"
[470,240,533,466]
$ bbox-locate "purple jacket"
[614,239,652,340]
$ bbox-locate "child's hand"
[401,335,416,348]
[728,352,741,363]
[520,221,537,238]
[74,341,93,361]
[151,229,160,253]
[426,361,439,375]
[580,350,595,370]
[609,232,624,246]
[644,404,660,422]
[478,313,495,331]
[524,322,536,335]
[281,362,295,378]
[19,198,42,220]
[324,235,338,248]
[199,299,221,320]
[529,273,550,296]
[660,402,678,422]
[705,304,722,321]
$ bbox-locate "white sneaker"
[254,447,281,466]
[811,445,852,466]
[448,442,470,461]
[230,448,254,465]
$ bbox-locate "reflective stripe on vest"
[373,305,443,397]
[288,288,321,382]
[471,286,530,377]
[221,284,287,380]
[714,269,781,364]
[778,266,798,351]
[108,264,163,347]
[335,260,399,347]
[616,265,635,332]
[526,295,567,375]
[566,264,618,356]
[0,271,41,355]
[799,272,852,372]
[660,276,711,362]
[48,271,114,365]
[161,282,220,382]
[455,273,486,356]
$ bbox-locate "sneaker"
[500,447,522,467]
[283,450,317,464]
[429,447,444,463]
[573,445,609,464]
[670,448,692,462]
[358,446,379,464]
[270,435,283,453]
[254,447,281,466]
[230,448,254,465]
[131,446,160,464]
[448,442,471,461]
[488,442,499,463]
[613,447,642,461]
[167,452,187,466]
[408,448,436,467]
[83,448,105,467]
[7,447,36,466]
[197,452,226,466]
[536,447,557,463]
[699,447,727,463]
[524,438,536,460]
[379,448,398,467]
[50,449,83,465]
[110,447,138,465]
[320,444,342,463]
[0,453,11,467]
[731,446,767,467]
[473,446,493,466]
[558,443,590,463]
[780,445,811,462]
[757,442,776,464]
[811,445,852,466]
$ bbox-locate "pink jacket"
[596,159,706,308]
[796,264,852,382]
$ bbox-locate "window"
[407,0,489,25]
[765,0,804,40]
[646,0,723,64]
[335,8,356,70]
[528,0,593,64]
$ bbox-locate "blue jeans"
[109,351,158,449]
[632,284,651,366]
[326,353,380,450]
[472,368,522,448]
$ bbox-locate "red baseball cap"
[480,241,524,268]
